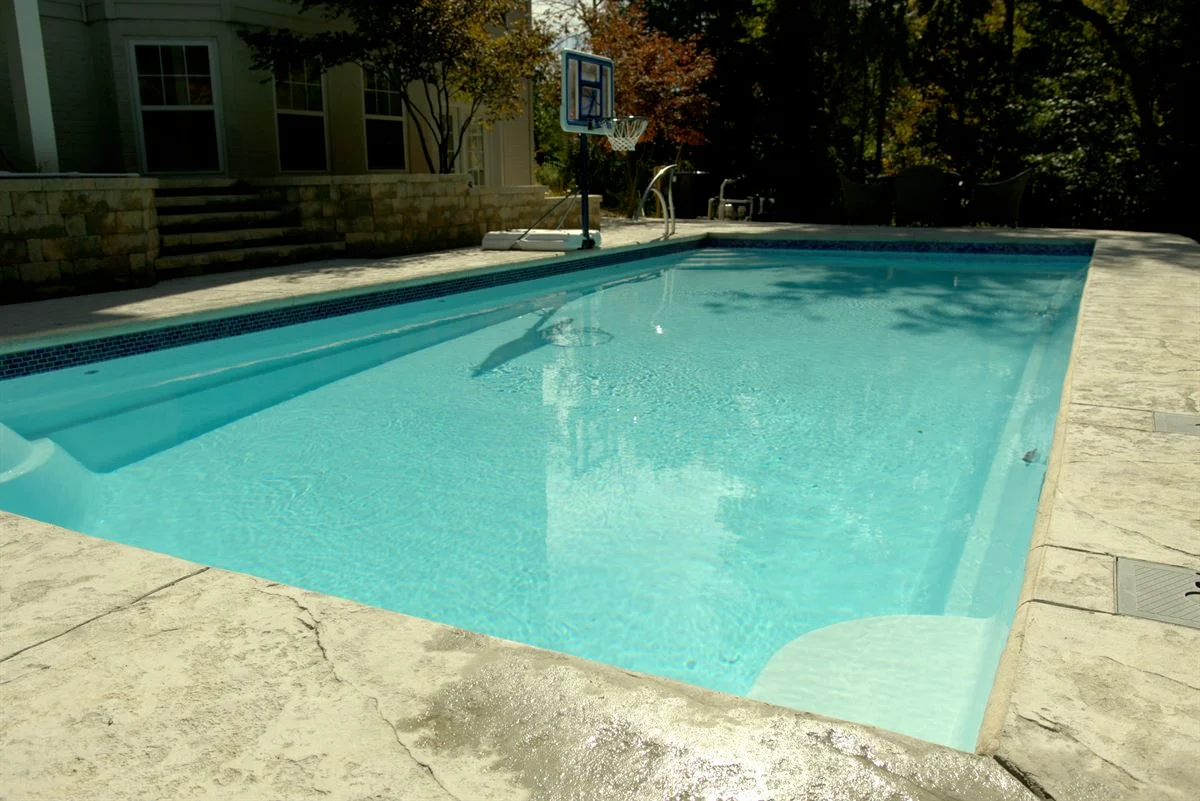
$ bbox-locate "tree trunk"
[1004,0,1016,65]
[1052,0,1158,157]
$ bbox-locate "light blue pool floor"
[1,249,1085,748]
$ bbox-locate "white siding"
[42,15,111,170]
[39,1,85,22]
[110,2,224,21]
[0,34,21,169]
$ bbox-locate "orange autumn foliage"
[583,0,714,147]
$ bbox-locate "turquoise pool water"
[0,247,1087,749]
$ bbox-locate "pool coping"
[2,222,1197,800]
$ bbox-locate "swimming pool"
[0,241,1088,750]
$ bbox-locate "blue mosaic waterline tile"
[0,236,1092,380]
[705,237,1095,257]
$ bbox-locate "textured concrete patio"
[1,222,1197,800]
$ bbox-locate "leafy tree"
[585,1,715,211]
[537,0,1199,238]
[584,1,713,150]
[240,0,551,174]
[533,0,714,213]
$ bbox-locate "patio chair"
[967,170,1032,227]
[707,177,755,220]
[893,166,962,226]
[838,174,892,225]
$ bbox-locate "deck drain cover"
[1115,558,1200,629]
[1153,411,1200,436]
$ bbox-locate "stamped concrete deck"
[2,222,1198,800]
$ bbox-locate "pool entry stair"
[154,178,345,274]
[0,423,94,529]
[748,615,1002,750]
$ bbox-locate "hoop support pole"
[578,133,594,249]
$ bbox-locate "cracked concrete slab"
[0,534,1034,801]
[1066,403,1155,432]
[981,603,1200,801]
[1038,420,1200,570]
[0,513,202,658]
[1022,546,1115,614]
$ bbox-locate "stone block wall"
[255,175,601,257]
[0,177,159,302]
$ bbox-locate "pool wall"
[0,237,1092,380]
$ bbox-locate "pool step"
[155,240,347,274]
[26,304,517,472]
[749,615,997,750]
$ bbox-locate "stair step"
[156,199,277,215]
[160,230,342,257]
[156,178,249,195]
[157,194,270,210]
[161,226,294,249]
[155,241,347,273]
[157,209,292,233]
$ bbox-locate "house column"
[0,0,58,171]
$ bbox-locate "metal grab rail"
[635,164,677,238]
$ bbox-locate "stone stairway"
[154,178,345,274]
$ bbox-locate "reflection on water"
[473,306,571,377]
[540,355,753,677]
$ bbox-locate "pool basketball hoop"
[594,116,649,151]
[557,50,647,248]
[481,50,643,252]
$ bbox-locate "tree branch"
[1049,0,1158,152]
[403,94,438,174]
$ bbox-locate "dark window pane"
[275,81,290,110]
[188,78,213,106]
[278,113,327,171]
[288,61,305,84]
[364,92,377,116]
[387,93,403,118]
[138,77,164,106]
[185,46,210,76]
[135,45,161,76]
[161,46,186,75]
[366,118,405,170]
[142,110,220,172]
[162,77,188,105]
[307,84,323,112]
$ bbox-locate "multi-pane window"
[363,71,406,170]
[134,43,220,172]
[460,121,486,187]
[275,59,327,171]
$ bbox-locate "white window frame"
[272,58,331,173]
[454,108,486,187]
[127,39,226,174]
[362,69,408,172]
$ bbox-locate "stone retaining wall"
[254,175,600,256]
[0,177,159,302]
